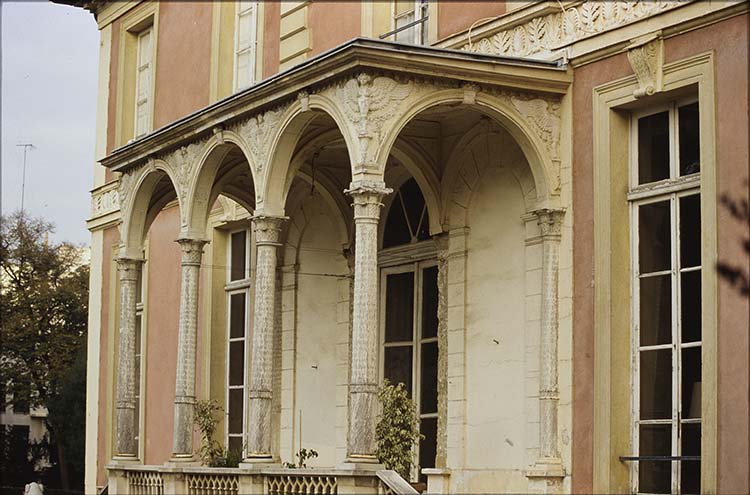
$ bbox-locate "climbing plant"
[375,380,424,480]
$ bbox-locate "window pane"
[639,200,672,273]
[680,195,701,268]
[679,102,700,176]
[640,275,672,346]
[421,266,438,339]
[228,389,244,434]
[639,424,672,494]
[419,417,437,473]
[400,178,426,240]
[638,111,670,184]
[681,347,702,419]
[681,270,701,343]
[229,341,245,387]
[384,346,413,397]
[230,231,247,281]
[384,194,412,248]
[681,423,701,494]
[228,436,243,455]
[640,349,672,420]
[420,342,438,414]
[385,271,414,342]
[230,293,246,339]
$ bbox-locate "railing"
[107,466,416,495]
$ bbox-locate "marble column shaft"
[115,257,143,458]
[172,238,208,459]
[345,182,391,461]
[246,215,285,460]
[534,208,565,463]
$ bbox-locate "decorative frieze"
[91,184,120,219]
[463,1,689,59]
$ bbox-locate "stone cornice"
[100,38,570,174]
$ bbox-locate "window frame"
[379,259,439,480]
[391,0,429,45]
[224,227,252,456]
[629,98,702,495]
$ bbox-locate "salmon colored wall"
[153,2,212,130]
[263,2,281,79]
[96,227,118,487]
[663,14,750,494]
[309,1,360,57]
[143,205,181,464]
[437,1,506,41]
[571,14,750,494]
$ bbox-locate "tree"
[0,211,89,491]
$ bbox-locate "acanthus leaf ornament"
[463,1,689,59]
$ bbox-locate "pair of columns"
[113,186,566,471]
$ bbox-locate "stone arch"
[376,87,557,209]
[261,94,358,216]
[119,160,180,258]
[184,132,258,239]
[442,119,538,230]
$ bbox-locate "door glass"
[385,272,414,343]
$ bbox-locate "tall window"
[226,229,251,454]
[234,1,258,91]
[381,178,437,478]
[392,0,429,45]
[133,263,145,450]
[630,100,701,494]
[134,26,154,138]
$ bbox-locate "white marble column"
[114,257,143,458]
[245,215,286,462]
[171,238,208,460]
[344,181,391,463]
[528,208,566,483]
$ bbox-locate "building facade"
[59,1,748,494]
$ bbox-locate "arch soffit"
[441,121,538,230]
[185,131,257,238]
[119,159,180,258]
[375,87,558,208]
[262,94,358,216]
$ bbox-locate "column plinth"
[244,215,286,463]
[171,238,208,461]
[344,181,391,463]
[114,257,143,459]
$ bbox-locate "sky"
[1,0,99,245]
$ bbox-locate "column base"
[165,453,198,466]
[337,455,383,472]
[239,455,280,469]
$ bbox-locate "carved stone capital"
[345,181,392,222]
[533,208,565,239]
[176,238,208,265]
[115,257,143,282]
[252,215,287,246]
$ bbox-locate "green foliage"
[375,380,423,480]
[282,448,319,469]
[193,399,225,466]
[0,212,89,491]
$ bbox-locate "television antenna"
[16,143,35,212]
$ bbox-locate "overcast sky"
[2,1,99,245]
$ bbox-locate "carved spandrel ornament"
[232,106,286,176]
[116,164,144,218]
[337,73,414,169]
[627,35,664,98]
[160,140,206,210]
[463,1,689,59]
[508,93,562,161]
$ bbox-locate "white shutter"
[234,1,258,91]
[135,27,153,137]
